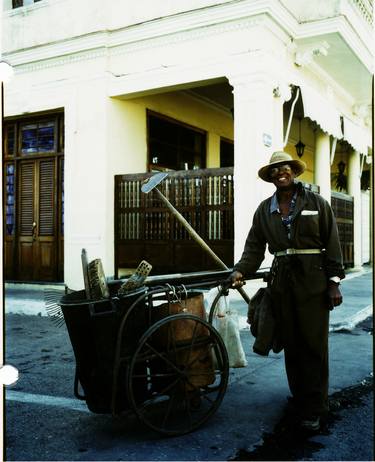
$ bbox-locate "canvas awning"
[342,116,370,155]
[299,83,343,139]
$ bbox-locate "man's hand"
[227,270,245,288]
[327,281,343,310]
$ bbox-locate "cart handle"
[169,271,270,305]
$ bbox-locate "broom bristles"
[44,288,65,328]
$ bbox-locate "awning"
[342,116,371,155]
[299,83,343,139]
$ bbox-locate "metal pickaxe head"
[141,172,169,194]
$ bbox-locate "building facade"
[1,0,373,289]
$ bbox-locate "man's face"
[269,163,296,189]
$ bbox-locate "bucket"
[60,288,147,413]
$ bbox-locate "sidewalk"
[329,268,373,331]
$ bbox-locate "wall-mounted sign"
[263,133,272,147]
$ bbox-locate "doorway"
[3,113,64,282]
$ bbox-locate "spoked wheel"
[208,286,229,324]
[127,313,229,436]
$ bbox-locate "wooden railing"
[114,168,234,276]
[331,191,354,268]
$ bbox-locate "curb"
[5,282,65,291]
[342,267,372,282]
[329,305,373,332]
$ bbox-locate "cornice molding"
[3,0,373,96]
[109,15,263,57]
[5,31,109,69]
[2,0,298,69]
[7,16,267,74]
[14,48,108,74]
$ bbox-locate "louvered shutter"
[19,162,34,236]
[39,159,55,236]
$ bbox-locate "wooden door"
[3,113,64,282]
[17,157,58,281]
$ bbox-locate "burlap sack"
[153,292,215,390]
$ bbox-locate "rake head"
[44,288,66,328]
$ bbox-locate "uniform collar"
[270,187,298,214]
[270,193,279,214]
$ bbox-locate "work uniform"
[234,181,345,417]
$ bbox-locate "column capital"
[228,71,292,103]
[226,47,293,103]
[228,70,272,92]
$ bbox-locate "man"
[229,151,344,431]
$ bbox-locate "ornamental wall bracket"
[294,41,330,67]
[352,103,370,122]
[273,83,292,102]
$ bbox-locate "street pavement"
[2,266,373,461]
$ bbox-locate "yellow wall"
[112,90,234,172]
[330,144,349,193]
[107,98,148,174]
[284,117,314,184]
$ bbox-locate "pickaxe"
[141,172,250,303]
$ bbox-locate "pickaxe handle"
[154,188,250,304]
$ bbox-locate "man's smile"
[274,174,291,186]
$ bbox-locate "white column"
[314,129,331,202]
[228,73,284,264]
[64,77,109,289]
[347,149,362,269]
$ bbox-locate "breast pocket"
[298,213,320,237]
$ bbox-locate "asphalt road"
[4,311,373,461]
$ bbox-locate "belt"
[274,248,322,257]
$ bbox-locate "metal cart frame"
[60,270,266,436]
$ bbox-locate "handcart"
[59,269,266,436]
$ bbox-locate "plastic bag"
[212,293,248,368]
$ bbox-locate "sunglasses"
[269,164,293,178]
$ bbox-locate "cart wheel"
[127,313,229,436]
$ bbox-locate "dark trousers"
[271,258,330,417]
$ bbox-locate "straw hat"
[258,151,306,183]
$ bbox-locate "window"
[220,138,234,167]
[12,0,41,8]
[4,114,63,158]
[5,163,15,235]
[4,124,16,157]
[148,112,206,171]
[21,121,55,154]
